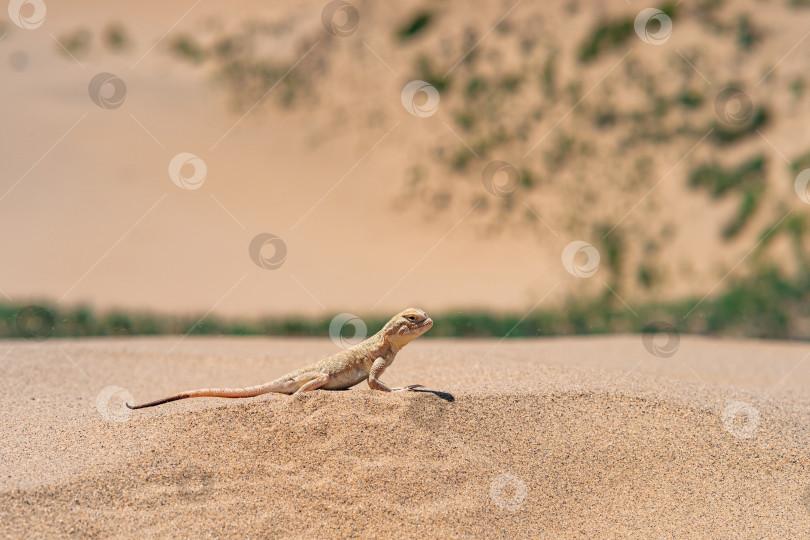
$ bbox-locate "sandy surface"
[1,335,810,538]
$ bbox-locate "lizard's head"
[384,308,433,347]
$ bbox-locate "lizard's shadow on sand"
[334,388,454,402]
[412,389,454,402]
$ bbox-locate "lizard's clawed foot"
[394,384,424,392]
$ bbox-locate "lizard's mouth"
[418,318,433,330]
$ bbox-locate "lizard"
[126,307,433,409]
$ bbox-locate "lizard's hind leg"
[293,372,331,394]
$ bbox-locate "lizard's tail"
[126,382,282,409]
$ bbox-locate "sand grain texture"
[1,336,810,538]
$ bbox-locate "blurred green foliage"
[712,107,769,144]
[103,23,131,52]
[736,15,761,52]
[579,17,634,62]
[579,3,678,62]
[3,266,808,341]
[397,11,433,41]
[678,90,704,108]
[415,55,449,92]
[57,28,92,58]
[789,149,810,174]
[689,155,766,197]
[170,34,206,64]
[689,155,767,239]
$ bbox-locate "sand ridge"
[1,336,810,537]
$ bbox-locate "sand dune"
[1,336,809,537]
[5,0,810,317]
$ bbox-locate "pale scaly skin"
[127,308,433,409]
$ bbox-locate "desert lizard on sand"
[127,308,433,409]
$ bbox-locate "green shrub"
[689,155,766,197]
[713,107,769,144]
[579,3,677,62]
[397,12,433,41]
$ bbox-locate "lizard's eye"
[406,316,415,321]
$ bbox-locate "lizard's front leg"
[368,357,423,392]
